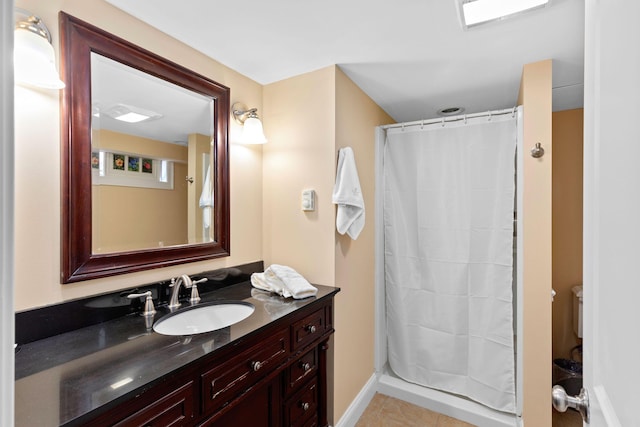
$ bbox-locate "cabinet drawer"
[285,347,317,394]
[112,381,194,427]
[285,379,317,427]
[201,328,288,415]
[291,308,325,351]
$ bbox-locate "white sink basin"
[153,302,255,336]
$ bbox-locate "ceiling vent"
[437,107,465,116]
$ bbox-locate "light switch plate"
[301,189,315,211]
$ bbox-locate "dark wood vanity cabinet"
[86,298,334,427]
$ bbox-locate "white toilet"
[552,285,584,396]
[572,285,583,339]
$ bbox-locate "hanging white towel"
[250,264,318,299]
[199,165,213,228]
[332,147,365,239]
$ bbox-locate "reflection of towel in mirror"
[250,264,318,299]
[332,147,364,240]
[199,165,213,228]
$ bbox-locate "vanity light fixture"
[14,8,65,89]
[459,0,550,28]
[232,102,268,144]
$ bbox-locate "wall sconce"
[232,102,268,144]
[14,9,65,89]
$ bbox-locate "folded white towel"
[251,270,286,296]
[269,265,318,299]
[332,147,365,240]
[250,264,318,299]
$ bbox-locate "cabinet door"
[199,380,280,427]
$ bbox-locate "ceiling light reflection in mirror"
[91,53,213,144]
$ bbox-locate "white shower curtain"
[383,113,517,413]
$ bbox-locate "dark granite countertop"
[14,281,339,426]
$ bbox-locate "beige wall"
[263,66,393,423]
[14,0,263,310]
[94,129,189,161]
[92,163,188,252]
[334,69,394,419]
[552,109,583,361]
[517,59,553,426]
[262,67,337,286]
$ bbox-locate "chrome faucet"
[168,274,193,309]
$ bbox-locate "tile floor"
[354,392,583,427]
[355,393,476,427]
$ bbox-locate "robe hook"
[531,142,545,158]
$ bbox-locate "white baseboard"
[334,374,378,427]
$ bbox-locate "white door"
[582,0,640,425]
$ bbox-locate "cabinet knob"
[301,402,310,411]
[306,325,316,334]
[251,361,263,372]
[301,362,311,372]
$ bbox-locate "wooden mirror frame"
[59,12,230,283]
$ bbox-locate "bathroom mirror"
[60,12,230,283]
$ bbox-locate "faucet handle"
[188,278,207,304]
[127,291,156,317]
[189,283,201,304]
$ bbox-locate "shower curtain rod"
[381,106,518,131]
